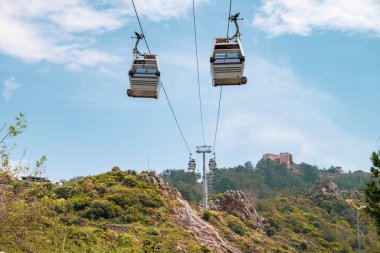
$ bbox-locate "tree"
[0,113,47,177]
[0,113,27,176]
[365,151,380,234]
[0,114,47,217]
[214,177,237,193]
[298,163,319,183]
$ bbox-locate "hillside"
[1,166,379,253]
[161,159,380,252]
[1,168,230,252]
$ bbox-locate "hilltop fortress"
[262,152,294,171]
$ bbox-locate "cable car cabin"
[208,159,217,171]
[128,54,160,99]
[210,37,247,86]
[188,159,196,171]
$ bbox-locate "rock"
[102,224,130,232]
[306,178,342,201]
[208,190,262,226]
[144,172,242,253]
[341,189,363,201]
[306,178,357,224]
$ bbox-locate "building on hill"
[323,166,345,174]
[335,166,344,174]
[21,176,50,183]
[263,152,293,171]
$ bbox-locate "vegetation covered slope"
[162,159,380,252]
[196,183,380,253]
[0,168,210,253]
[1,164,379,253]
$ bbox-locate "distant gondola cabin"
[188,159,196,171]
[208,158,217,171]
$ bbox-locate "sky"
[1,0,380,182]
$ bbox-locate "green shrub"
[84,200,116,219]
[117,234,133,247]
[142,239,155,252]
[107,193,130,206]
[122,175,139,187]
[202,211,211,221]
[138,192,163,208]
[201,246,212,253]
[51,198,68,213]
[210,193,224,200]
[299,241,308,251]
[226,215,245,236]
[70,194,92,211]
[147,229,160,236]
[311,221,321,228]
[293,227,301,233]
[126,170,137,175]
[266,216,281,230]
[246,220,258,229]
[54,186,76,198]
[96,184,107,197]
[265,226,276,236]
[121,207,143,223]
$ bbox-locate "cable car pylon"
[196,145,212,210]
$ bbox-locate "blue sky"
[1,0,380,181]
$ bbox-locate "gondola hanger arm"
[131,31,144,55]
[229,12,243,38]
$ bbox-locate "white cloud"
[66,50,122,70]
[253,0,380,36]
[215,56,373,171]
[2,77,20,100]
[125,0,209,21]
[0,0,124,67]
[0,0,207,69]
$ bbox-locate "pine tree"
[365,151,380,234]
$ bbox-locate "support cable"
[161,84,192,153]
[226,0,233,37]
[131,0,192,154]
[131,0,151,54]
[191,0,206,146]
[213,87,223,152]
[213,0,233,153]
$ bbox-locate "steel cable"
[212,0,233,153]
[131,0,192,154]
[192,0,206,146]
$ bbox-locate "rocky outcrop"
[306,179,342,201]
[306,178,357,224]
[341,189,363,201]
[144,172,242,253]
[208,190,265,228]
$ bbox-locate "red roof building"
[263,152,293,171]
